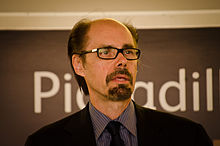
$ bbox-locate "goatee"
[108,84,132,101]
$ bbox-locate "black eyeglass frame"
[73,47,141,60]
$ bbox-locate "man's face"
[81,20,138,101]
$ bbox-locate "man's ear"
[72,55,85,77]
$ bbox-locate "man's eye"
[125,50,134,54]
[98,48,117,59]
[99,49,110,54]
[103,50,109,54]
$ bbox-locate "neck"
[90,96,131,120]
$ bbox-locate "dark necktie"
[106,121,125,146]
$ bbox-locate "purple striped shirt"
[89,101,138,146]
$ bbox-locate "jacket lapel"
[134,103,162,146]
[64,104,96,146]
[62,102,163,146]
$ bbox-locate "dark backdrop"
[0,28,219,146]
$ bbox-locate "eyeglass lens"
[98,48,139,59]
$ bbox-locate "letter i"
[64,73,72,113]
[206,68,213,111]
[192,72,200,111]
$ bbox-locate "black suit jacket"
[25,102,213,146]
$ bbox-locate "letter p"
[34,71,60,113]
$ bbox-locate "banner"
[0,28,219,145]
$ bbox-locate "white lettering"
[76,88,86,109]
[206,68,213,111]
[34,71,60,113]
[192,72,200,111]
[64,73,72,113]
[159,68,186,112]
[132,81,156,110]
[33,67,218,113]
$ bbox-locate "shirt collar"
[117,101,137,136]
[89,101,137,140]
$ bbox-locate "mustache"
[106,69,133,85]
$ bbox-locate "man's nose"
[115,52,127,68]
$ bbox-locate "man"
[25,18,213,146]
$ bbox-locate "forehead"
[86,19,135,48]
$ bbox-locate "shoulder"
[134,103,213,146]
[34,108,84,134]
[25,107,87,146]
[135,103,198,126]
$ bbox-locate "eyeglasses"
[75,47,141,60]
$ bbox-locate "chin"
[107,84,132,101]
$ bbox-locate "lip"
[111,74,130,83]
[106,69,133,85]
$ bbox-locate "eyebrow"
[122,44,135,48]
[99,44,135,49]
